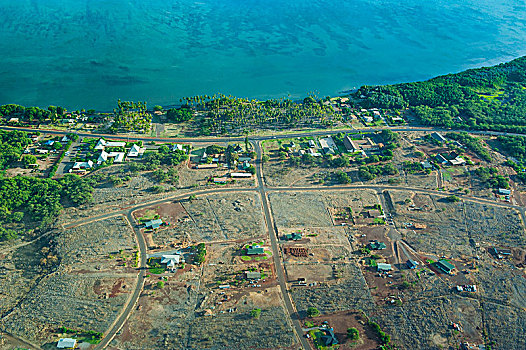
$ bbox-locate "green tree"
[22,154,38,168]
[306,307,320,318]
[157,281,165,289]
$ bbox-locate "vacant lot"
[151,193,265,245]
[372,295,483,350]
[2,217,138,347]
[270,190,379,229]
[291,263,375,315]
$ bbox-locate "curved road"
[10,123,522,350]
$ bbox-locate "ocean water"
[0,0,525,110]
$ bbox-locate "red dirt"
[305,311,382,350]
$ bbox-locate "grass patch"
[241,256,252,261]
[148,267,166,274]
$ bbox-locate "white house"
[94,138,126,150]
[97,150,125,164]
[127,144,145,157]
[57,338,77,349]
[72,160,94,171]
[161,254,183,269]
[319,136,337,155]
[172,144,184,152]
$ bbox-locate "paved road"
[4,124,526,144]
[93,212,147,350]
[254,141,312,350]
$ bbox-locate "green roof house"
[436,259,455,274]
[284,232,302,241]
[246,245,265,255]
[367,240,387,250]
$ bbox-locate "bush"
[250,308,261,319]
[347,327,359,341]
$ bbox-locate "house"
[435,259,455,274]
[128,144,145,157]
[421,161,433,169]
[308,140,316,148]
[391,116,404,123]
[435,154,448,165]
[489,247,512,259]
[367,240,386,250]
[72,160,94,171]
[213,177,228,184]
[245,271,261,279]
[407,260,419,269]
[195,163,218,169]
[377,263,392,272]
[57,338,77,349]
[431,132,447,143]
[61,136,69,143]
[284,232,302,241]
[449,157,466,166]
[246,245,265,255]
[230,172,252,178]
[36,149,49,154]
[172,144,184,152]
[161,254,182,269]
[44,140,55,146]
[319,137,337,155]
[343,135,358,152]
[320,328,339,346]
[144,218,163,229]
[8,117,19,123]
[362,115,374,123]
[97,150,125,164]
[498,188,511,195]
[307,148,322,157]
[94,138,126,150]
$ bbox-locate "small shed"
[498,188,511,195]
[245,271,261,279]
[377,263,392,272]
[406,260,419,269]
[57,338,77,349]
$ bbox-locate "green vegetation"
[307,306,320,318]
[368,321,391,345]
[354,56,526,133]
[180,93,340,135]
[0,130,33,170]
[403,161,425,174]
[358,163,398,180]
[110,100,151,133]
[474,167,509,188]
[446,132,492,162]
[156,281,165,289]
[250,308,261,319]
[347,327,360,341]
[0,174,93,241]
[445,195,461,202]
[166,107,193,123]
[193,242,207,265]
[58,327,103,344]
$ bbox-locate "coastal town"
[1,85,526,350]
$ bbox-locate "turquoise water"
[0,0,525,110]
